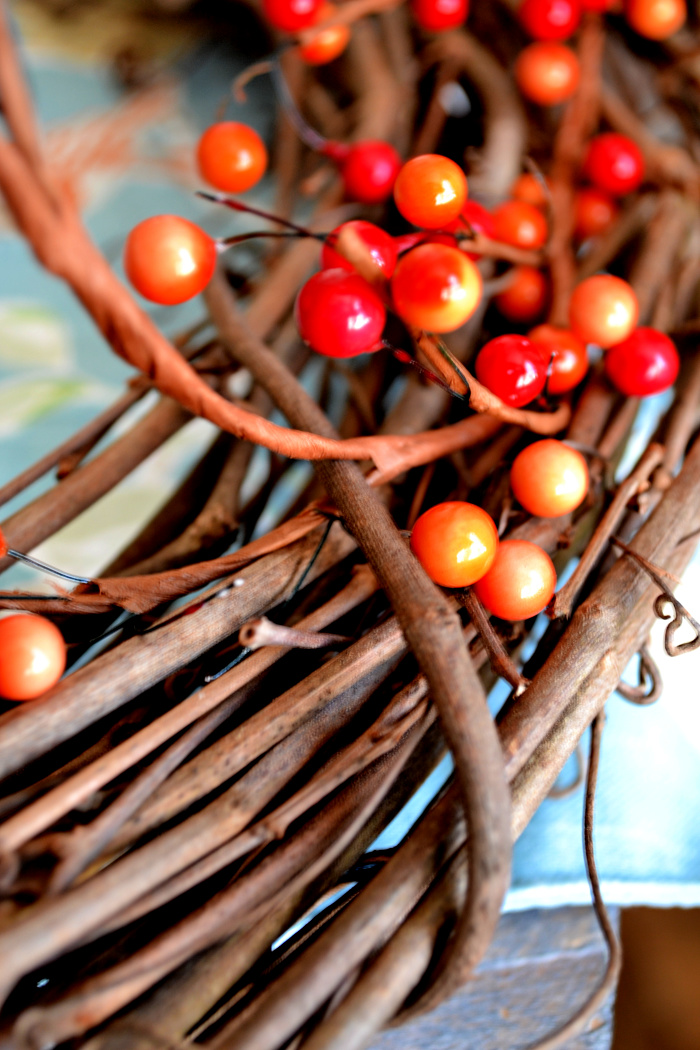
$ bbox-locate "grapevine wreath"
[0,0,699,1047]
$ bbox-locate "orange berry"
[0,614,66,701]
[474,539,556,621]
[391,243,482,332]
[492,200,548,249]
[573,187,619,240]
[528,324,589,393]
[494,266,548,323]
[299,4,350,64]
[410,501,499,588]
[511,172,550,210]
[515,42,580,106]
[510,439,589,518]
[197,122,268,194]
[124,215,217,305]
[569,274,638,348]
[393,154,468,229]
[624,0,686,38]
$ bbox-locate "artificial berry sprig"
[242,57,403,204]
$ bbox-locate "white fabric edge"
[504,880,700,912]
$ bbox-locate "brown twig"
[459,588,530,694]
[550,443,665,619]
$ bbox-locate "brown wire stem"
[615,644,662,705]
[611,535,700,657]
[522,713,621,1050]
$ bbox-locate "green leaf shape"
[0,376,110,436]
[0,301,73,372]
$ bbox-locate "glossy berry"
[474,539,556,621]
[124,216,217,305]
[322,220,398,277]
[475,335,548,407]
[393,154,468,229]
[569,274,638,348]
[604,327,680,396]
[583,133,645,197]
[624,0,686,39]
[494,266,548,323]
[518,0,581,40]
[262,0,323,31]
[410,501,499,588]
[0,614,66,702]
[197,122,268,194]
[492,200,548,249]
[391,243,482,332]
[412,0,468,30]
[528,324,589,393]
[295,269,385,358]
[510,439,589,518]
[515,42,580,106]
[511,173,550,210]
[573,187,619,240]
[299,4,350,64]
[332,140,402,204]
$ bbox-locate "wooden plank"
[370,906,619,1050]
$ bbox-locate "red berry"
[511,173,550,210]
[393,154,468,229]
[494,266,548,323]
[518,0,581,40]
[412,0,469,31]
[510,439,589,517]
[0,614,66,701]
[624,0,686,38]
[569,274,638,348]
[322,220,398,277]
[295,269,385,358]
[262,0,323,31]
[410,501,499,588]
[124,215,217,305]
[528,324,589,393]
[573,187,619,240]
[298,3,351,63]
[492,200,549,249]
[334,140,402,204]
[474,539,556,620]
[604,327,680,396]
[475,335,548,407]
[391,243,482,332]
[197,122,268,194]
[580,0,615,8]
[515,42,580,106]
[583,133,645,197]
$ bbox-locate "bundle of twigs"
[0,0,699,1047]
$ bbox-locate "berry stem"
[3,545,91,585]
[196,192,322,240]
